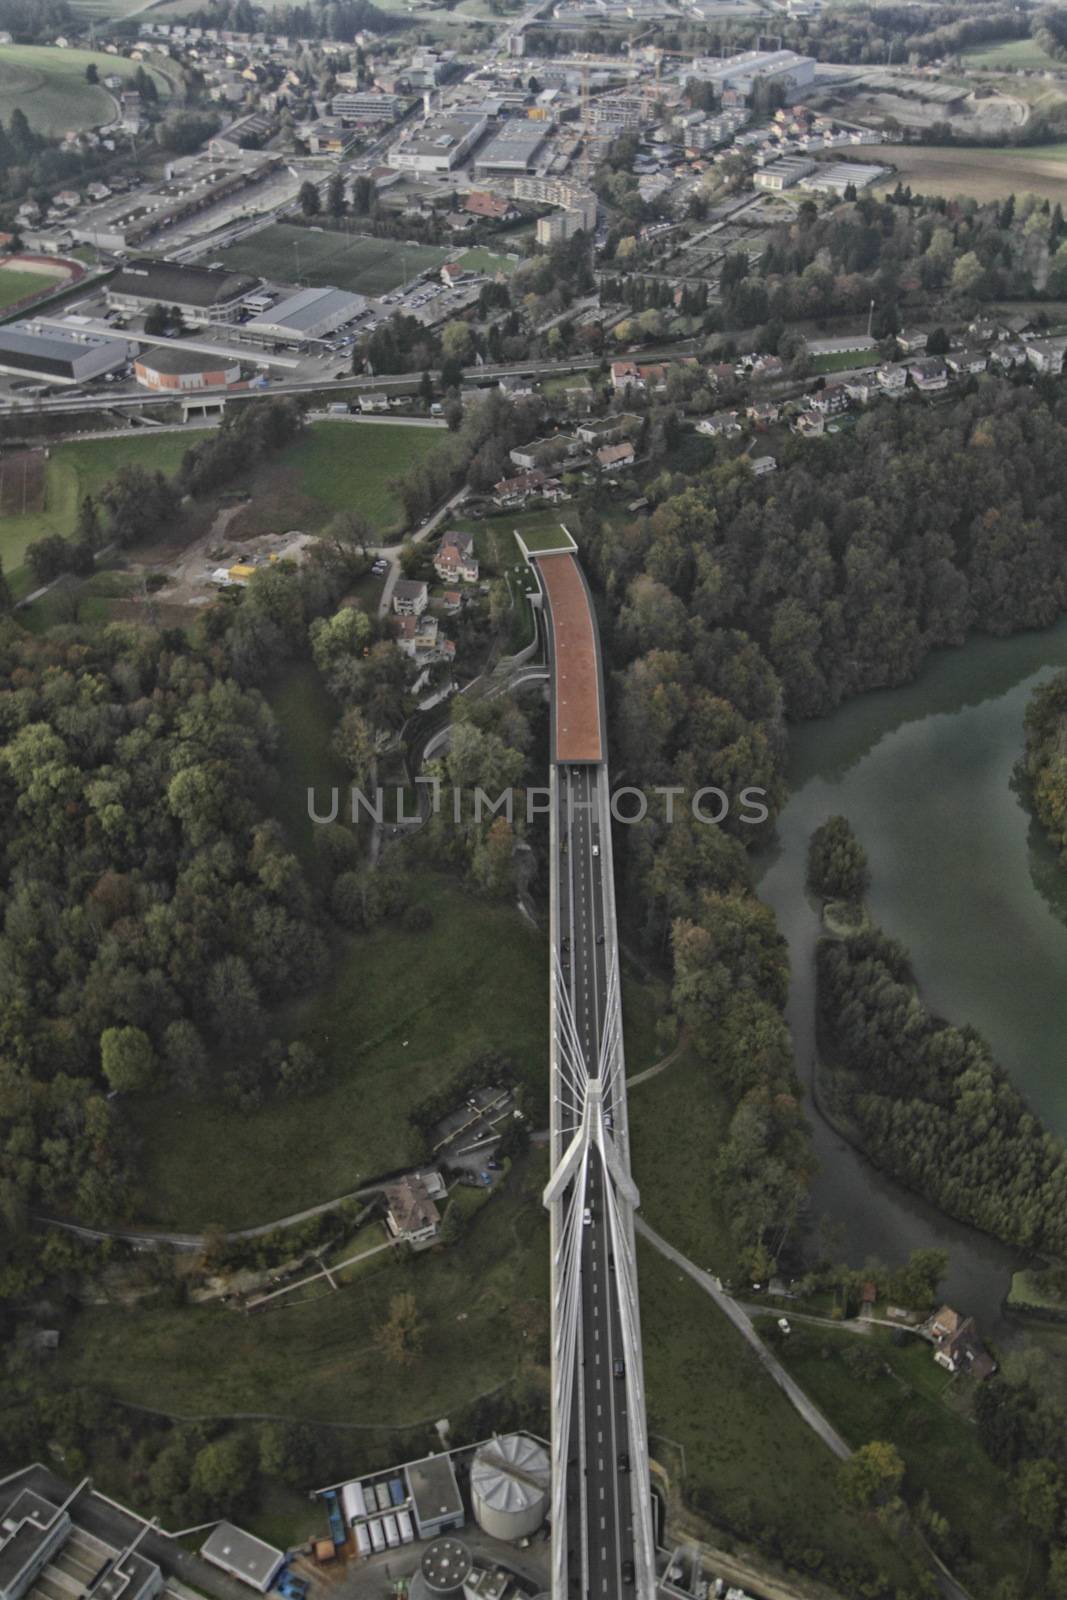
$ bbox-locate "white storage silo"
[470,1434,550,1543]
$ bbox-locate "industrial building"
[753,155,816,190]
[242,286,366,345]
[331,90,406,122]
[72,151,282,252]
[0,321,129,384]
[470,1435,550,1543]
[0,1483,163,1600]
[134,346,242,391]
[405,1454,465,1541]
[199,1524,284,1593]
[803,160,889,194]
[689,48,815,98]
[391,114,489,174]
[472,121,549,177]
[108,259,260,325]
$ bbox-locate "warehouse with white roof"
[242,285,366,346]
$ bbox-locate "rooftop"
[405,1455,464,1523]
[110,257,260,308]
[537,552,603,765]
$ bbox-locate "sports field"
[0,266,60,309]
[0,45,169,135]
[217,224,451,296]
[456,245,520,276]
[863,142,1067,204]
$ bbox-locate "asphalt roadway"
[557,762,637,1600]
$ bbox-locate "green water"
[757,619,1067,1323]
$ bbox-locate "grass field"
[229,421,446,540]
[456,245,520,276]
[629,1049,741,1281]
[0,45,169,135]
[0,267,61,309]
[962,36,1059,70]
[509,511,577,553]
[810,348,877,374]
[125,875,550,1228]
[217,225,450,297]
[0,433,192,597]
[640,1247,919,1590]
[870,141,1067,203]
[771,1322,1034,1587]
[57,1151,550,1427]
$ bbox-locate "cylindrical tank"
[470,1434,550,1542]
[412,1538,472,1597]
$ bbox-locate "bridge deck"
[537,552,604,765]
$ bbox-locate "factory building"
[134,347,242,391]
[242,286,366,346]
[404,1454,465,1541]
[472,121,549,177]
[108,259,260,326]
[803,160,889,195]
[470,1435,550,1542]
[0,321,129,384]
[391,114,489,174]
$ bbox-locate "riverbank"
[758,617,1067,1329]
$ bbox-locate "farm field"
[0,45,169,134]
[868,141,1067,203]
[962,35,1060,69]
[0,433,191,597]
[0,266,62,309]
[217,224,450,296]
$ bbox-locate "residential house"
[433,529,479,584]
[597,440,635,471]
[751,455,777,476]
[746,399,780,428]
[576,412,641,447]
[492,468,563,506]
[929,1306,997,1380]
[394,611,439,658]
[1026,336,1067,375]
[792,408,824,437]
[441,589,463,613]
[392,578,429,617]
[383,1174,441,1247]
[877,363,907,397]
[810,381,849,415]
[945,349,987,378]
[359,394,390,412]
[908,358,948,393]
[464,189,517,221]
[895,329,928,355]
[695,410,742,437]
[844,376,875,405]
[509,435,580,472]
[610,359,642,392]
[989,342,1027,371]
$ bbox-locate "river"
[757,619,1067,1331]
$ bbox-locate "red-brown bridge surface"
[537,552,604,764]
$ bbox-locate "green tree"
[298,180,321,218]
[0,554,11,615]
[375,1291,426,1366]
[100,1026,156,1093]
[807,815,869,902]
[85,61,99,84]
[191,1433,257,1510]
[326,171,346,218]
[839,1440,905,1509]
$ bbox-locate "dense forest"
[816,923,1067,1255]
[1023,667,1067,865]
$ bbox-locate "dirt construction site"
[131,509,318,609]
